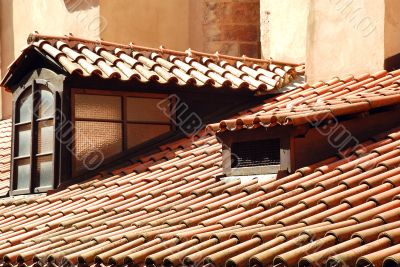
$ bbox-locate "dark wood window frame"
[71,88,176,175]
[11,79,59,195]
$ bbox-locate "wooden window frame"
[11,79,58,195]
[71,88,175,175]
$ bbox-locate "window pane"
[36,155,53,188]
[126,97,170,123]
[75,121,122,171]
[75,94,122,120]
[16,124,31,157]
[38,120,54,154]
[17,89,32,123]
[36,86,54,118]
[14,158,30,190]
[127,123,170,148]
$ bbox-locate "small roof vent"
[231,139,280,168]
[229,138,281,176]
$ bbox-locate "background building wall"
[101,0,260,57]
[260,0,309,64]
[384,0,400,70]
[100,0,192,51]
[305,0,385,83]
[1,0,400,118]
[0,0,14,120]
[201,0,260,58]
[259,0,400,83]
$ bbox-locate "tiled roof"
[1,33,303,94]
[2,35,400,265]
[1,120,400,266]
[0,120,11,197]
[1,63,400,266]
[208,69,400,132]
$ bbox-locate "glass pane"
[75,121,122,171]
[17,88,32,123]
[36,155,53,188]
[126,97,170,123]
[16,124,31,157]
[38,120,54,154]
[75,94,122,120]
[127,123,170,148]
[36,86,54,118]
[14,158,30,190]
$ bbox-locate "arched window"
[12,82,55,194]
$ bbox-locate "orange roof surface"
[0,65,400,267]
[1,118,400,267]
[2,34,400,267]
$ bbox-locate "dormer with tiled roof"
[209,69,400,176]
[0,33,302,195]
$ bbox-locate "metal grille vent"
[231,139,280,168]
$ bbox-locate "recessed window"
[72,91,172,174]
[12,83,55,194]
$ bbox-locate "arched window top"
[16,87,32,123]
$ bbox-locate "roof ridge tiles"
[30,33,304,67]
[0,33,301,94]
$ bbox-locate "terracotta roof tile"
[0,119,11,197]
[1,34,302,94]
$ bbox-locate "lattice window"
[73,91,172,174]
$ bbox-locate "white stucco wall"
[305,0,385,83]
[260,0,310,64]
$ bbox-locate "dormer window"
[72,90,172,174]
[11,79,174,195]
[12,81,56,194]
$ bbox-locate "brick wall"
[202,0,260,58]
